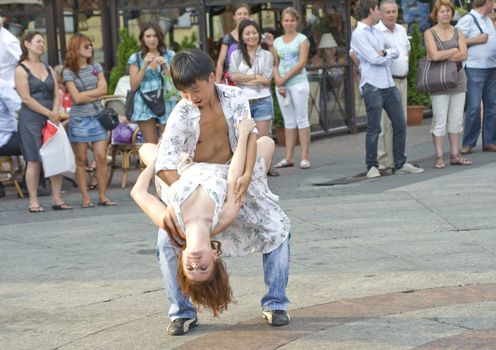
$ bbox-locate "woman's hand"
[263,33,274,47]
[235,116,256,138]
[144,53,156,67]
[234,173,251,204]
[278,86,286,97]
[274,75,285,87]
[48,110,60,124]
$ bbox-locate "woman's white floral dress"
[155,83,290,257]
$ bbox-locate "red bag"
[42,121,58,145]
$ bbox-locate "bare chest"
[194,109,232,164]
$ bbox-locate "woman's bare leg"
[137,120,160,144]
[256,136,275,172]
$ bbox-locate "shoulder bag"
[416,29,460,93]
[77,68,119,130]
[125,52,139,120]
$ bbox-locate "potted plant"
[407,23,430,126]
[108,29,140,94]
[270,82,286,146]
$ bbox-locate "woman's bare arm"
[212,117,255,235]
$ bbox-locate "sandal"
[28,206,45,213]
[274,159,294,168]
[52,202,73,211]
[434,156,445,169]
[97,199,117,207]
[300,160,311,169]
[81,202,95,208]
[450,154,472,166]
[267,168,280,177]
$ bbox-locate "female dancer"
[131,116,257,316]
[15,31,72,212]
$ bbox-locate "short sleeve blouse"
[273,33,309,86]
[63,63,103,117]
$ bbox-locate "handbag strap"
[429,29,447,51]
[468,13,484,34]
[134,52,164,98]
[75,66,101,114]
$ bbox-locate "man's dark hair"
[170,49,215,91]
[354,0,378,20]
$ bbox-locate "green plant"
[407,23,430,106]
[271,83,284,128]
[180,32,198,50]
[108,29,140,94]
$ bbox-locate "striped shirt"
[63,63,103,118]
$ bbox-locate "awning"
[0,0,42,4]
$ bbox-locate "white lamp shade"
[318,33,338,49]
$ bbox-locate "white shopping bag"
[39,121,76,177]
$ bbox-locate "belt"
[392,75,407,80]
[249,96,269,105]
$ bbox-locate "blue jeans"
[463,67,496,147]
[362,84,406,169]
[156,228,290,321]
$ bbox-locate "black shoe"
[263,310,290,326]
[167,317,199,336]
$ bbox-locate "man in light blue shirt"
[456,0,496,153]
[350,0,423,178]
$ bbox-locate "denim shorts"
[68,115,108,143]
[249,96,273,122]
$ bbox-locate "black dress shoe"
[482,144,496,152]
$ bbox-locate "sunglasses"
[83,44,93,50]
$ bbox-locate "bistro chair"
[0,155,24,198]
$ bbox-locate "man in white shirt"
[375,0,410,172]
[0,17,22,87]
[0,78,22,197]
[350,0,423,178]
[456,0,496,153]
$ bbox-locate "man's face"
[380,3,398,28]
[370,5,381,24]
[179,73,215,108]
[484,0,495,15]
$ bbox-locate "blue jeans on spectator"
[362,84,406,170]
[463,67,496,148]
[156,228,290,321]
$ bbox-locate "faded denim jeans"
[362,83,406,170]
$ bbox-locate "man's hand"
[163,205,184,238]
[479,33,489,44]
[234,174,251,204]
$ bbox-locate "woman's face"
[78,41,93,59]
[241,25,260,47]
[436,5,453,24]
[233,7,250,25]
[26,34,45,56]
[182,246,218,282]
[281,14,297,33]
[143,28,158,50]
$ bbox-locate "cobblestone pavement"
[1,120,496,349]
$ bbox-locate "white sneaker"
[366,166,381,178]
[397,162,424,174]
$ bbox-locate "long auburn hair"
[237,19,262,68]
[166,229,233,317]
[64,33,93,76]
[139,22,167,57]
[19,31,44,63]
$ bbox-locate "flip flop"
[52,203,73,211]
[81,202,95,208]
[29,206,45,213]
[97,200,117,207]
[274,159,294,168]
[300,160,311,169]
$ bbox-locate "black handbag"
[140,88,166,116]
[96,107,119,130]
